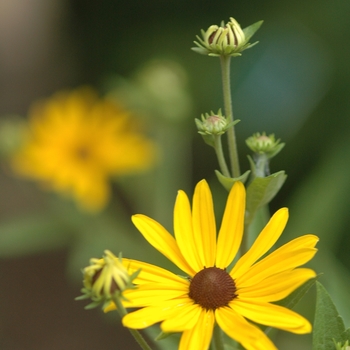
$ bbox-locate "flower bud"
[246,132,284,159]
[76,250,139,309]
[334,340,350,350]
[195,109,237,136]
[192,17,263,57]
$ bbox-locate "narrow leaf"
[215,169,250,191]
[242,20,264,42]
[246,171,287,225]
[313,281,346,350]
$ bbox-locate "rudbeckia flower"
[12,87,156,212]
[107,180,318,349]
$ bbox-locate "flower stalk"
[220,55,240,178]
[112,294,154,350]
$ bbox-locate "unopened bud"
[192,17,263,57]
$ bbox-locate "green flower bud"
[334,340,350,350]
[195,109,238,136]
[76,250,139,309]
[246,132,284,159]
[192,17,263,57]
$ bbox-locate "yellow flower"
[107,180,318,350]
[12,87,156,212]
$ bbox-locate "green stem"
[212,324,225,350]
[112,295,154,350]
[214,135,231,177]
[220,55,240,178]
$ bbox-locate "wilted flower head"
[192,17,263,57]
[77,250,139,309]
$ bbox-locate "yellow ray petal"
[215,307,277,350]
[161,303,202,332]
[238,268,316,302]
[174,190,202,271]
[216,181,245,269]
[179,309,215,350]
[235,235,318,286]
[132,214,195,276]
[122,258,188,285]
[231,299,312,333]
[122,297,191,329]
[231,208,289,279]
[123,283,190,307]
[236,248,317,287]
[191,180,216,267]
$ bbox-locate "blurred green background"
[1,0,350,349]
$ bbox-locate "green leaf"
[313,281,348,350]
[245,171,287,225]
[215,169,250,191]
[242,20,264,42]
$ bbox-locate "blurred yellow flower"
[12,87,156,212]
[106,180,318,350]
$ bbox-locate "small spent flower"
[105,180,318,350]
[195,109,237,136]
[77,250,139,309]
[246,132,285,159]
[192,17,263,57]
[11,87,157,212]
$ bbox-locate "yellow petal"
[215,307,277,350]
[122,258,188,285]
[231,299,312,333]
[132,214,195,276]
[179,309,215,350]
[231,208,289,279]
[122,297,191,329]
[161,303,202,332]
[216,181,245,269]
[191,180,216,267]
[238,268,316,302]
[174,190,202,271]
[235,235,318,286]
[123,283,189,307]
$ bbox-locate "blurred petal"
[231,208,289,279]
[238,268,316,302]
[231,299,312,333]
[216,181,245,269]
[174,190,202,271]
[216,307,277,350]
[179,309,215,350]
[191,180,216,267]
[132,214,195,276]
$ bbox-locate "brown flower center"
[189,267,237,310]
[75,145,91,160]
